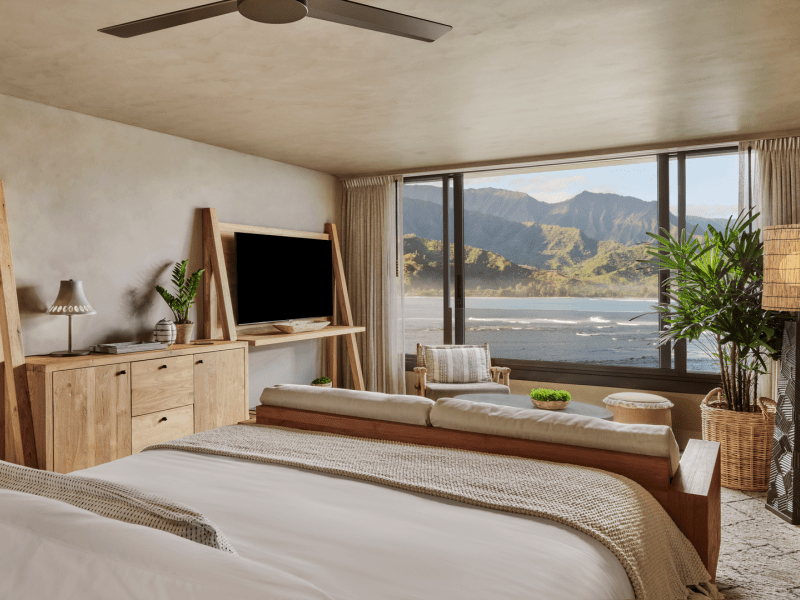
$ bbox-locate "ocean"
[405,296,717,372]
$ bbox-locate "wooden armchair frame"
[413,344,511,397]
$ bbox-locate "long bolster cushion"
[430,398,681,476]
[260,384,435,426]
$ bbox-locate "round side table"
[602,392,674,427]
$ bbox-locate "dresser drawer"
[131,405,194,454]
[131,355,194,417]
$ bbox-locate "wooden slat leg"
[346,333,365,391]
[0,182,37,468]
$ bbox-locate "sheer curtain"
[739,137,800,399]
[339,175,405,394]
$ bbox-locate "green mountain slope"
[403,184,731,245]
[404,234,658,298]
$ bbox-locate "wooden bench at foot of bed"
[256,404,721,580]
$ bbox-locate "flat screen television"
[235,232,333,325]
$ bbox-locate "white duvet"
[1,449,635,600]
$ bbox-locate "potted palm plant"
[640,211,791,490]
[156,260,204,345]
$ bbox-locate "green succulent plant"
[312,377,331,385]
[530,388,572,402]
[155,260,204,325]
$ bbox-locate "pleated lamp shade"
[46,280,96,315]
[763,225,800,311]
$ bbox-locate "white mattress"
[76,448,635,600]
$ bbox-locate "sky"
[457,153,740,219]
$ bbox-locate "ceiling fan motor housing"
[237,0,308,24]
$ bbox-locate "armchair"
[413,343,511,400]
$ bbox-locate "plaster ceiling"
[1,1,799,176]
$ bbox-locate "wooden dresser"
[3,341,248,473]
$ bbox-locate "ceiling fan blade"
[306,0,452,42]
[99,0,238,38]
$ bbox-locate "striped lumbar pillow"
[423,344,492,383]
[0,460,236,553]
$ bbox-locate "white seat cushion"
[430,398,681,476]
[603,392,674,409]
[260,384,434,426]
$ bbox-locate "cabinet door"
[194,349,246,433]
[53,364,131,473]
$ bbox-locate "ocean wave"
[577,333,601,337]
[616,321,658,327]
[589,316,611,323]
[468,317,579,325]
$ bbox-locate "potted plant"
[640,211,791,490]
[530,388,571,410]
[311,377,332,388]
[156,260,204,345]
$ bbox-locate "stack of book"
[90,341,168,354]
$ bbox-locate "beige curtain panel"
[340,175,405,394]
[739,136,800,400]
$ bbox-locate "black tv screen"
[235,232,333,325]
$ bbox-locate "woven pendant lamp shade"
[763,225,800,311]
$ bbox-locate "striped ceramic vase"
[154,319,177,345]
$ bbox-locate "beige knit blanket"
[146,424,722,600]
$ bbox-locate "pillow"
[423,344,492,383]
[430,398,681,476]
[0,460,236,553]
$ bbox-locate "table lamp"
[762,224,800,524]
[47,279,96,357]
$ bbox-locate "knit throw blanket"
[145,424,722,600]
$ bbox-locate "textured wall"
[0,94,339,407]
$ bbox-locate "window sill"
[405,355,720,395]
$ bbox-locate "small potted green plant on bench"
[530,388,572,410]
[311,376,332,388]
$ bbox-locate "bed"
[0,388,721,600]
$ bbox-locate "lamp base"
[49,349,91,357]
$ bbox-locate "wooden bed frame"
[256,404,721,580]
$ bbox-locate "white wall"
[0,94,339,407]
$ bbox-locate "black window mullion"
[674,151,687,373]
[453,173,465,345]
[442,175,453,344]
[657,154,672,369]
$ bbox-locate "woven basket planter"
[700,388,776,491]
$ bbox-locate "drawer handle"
[159,417,168,423]
[160,365,168,369]
[119,370,127,375]
[197,360,204,364]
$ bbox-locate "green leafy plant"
[155,260,204,324]
[638,210,791,412]
[530,388,571,402]
[311,377,331,385]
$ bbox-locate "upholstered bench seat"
[424,381,511,401]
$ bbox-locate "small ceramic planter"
[311,382,333,388]
[531,399,571,410]
[154,319,177,345]
[175,323,195,345]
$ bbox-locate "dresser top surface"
[26,340,248,372]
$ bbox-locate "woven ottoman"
[602,392,674,427]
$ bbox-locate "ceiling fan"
[99,0,452,43]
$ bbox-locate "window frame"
[403,145,740,393]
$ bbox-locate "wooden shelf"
[238,325,365,347]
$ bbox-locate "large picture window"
[403,147,739,387]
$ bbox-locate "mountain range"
[401,184,692,297]
[403,184,731,245]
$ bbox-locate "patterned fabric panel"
[0,460,236,553]
[423,344,491,383]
